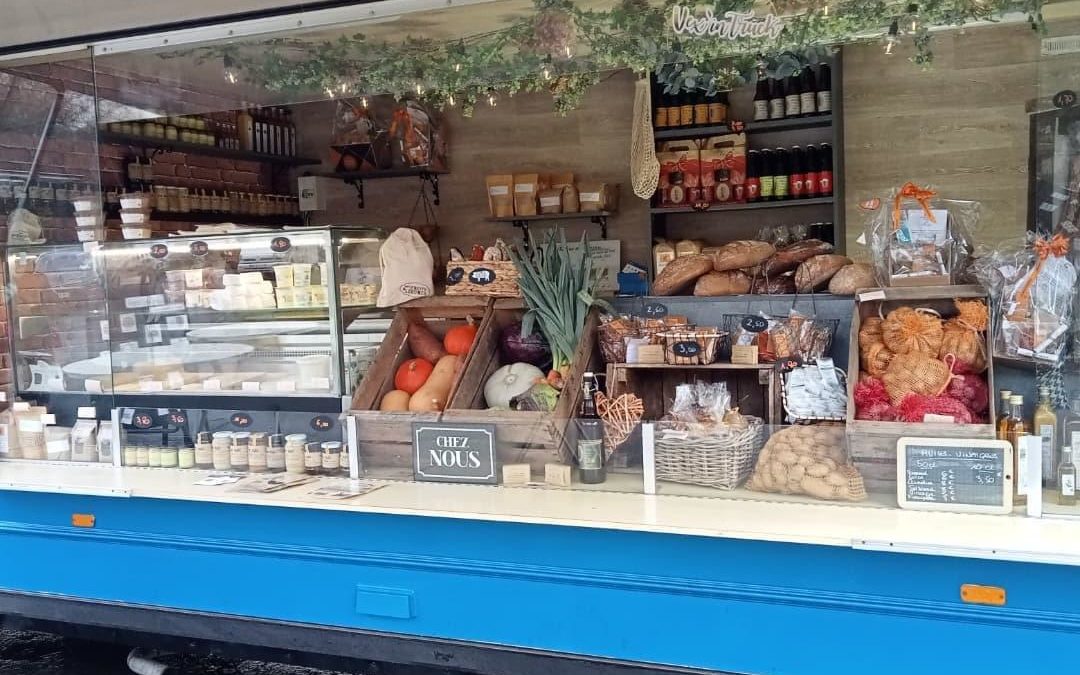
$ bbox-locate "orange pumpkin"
[444,318,478,356]
[394,358,434,394]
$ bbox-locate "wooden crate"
[846,285,996,492]
[444,299,601,470]
[350,296,491,475]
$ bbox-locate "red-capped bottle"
[746,150,761,202]
[818,143,834,196]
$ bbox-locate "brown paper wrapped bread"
[795,254,852,293]
[827,263,876,295]
[693,270,752,296]
[709,240,775,272]
[652,254,714,296]
[751,273,796,294]
[762,239,834,276]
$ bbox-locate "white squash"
[484,362,545,408]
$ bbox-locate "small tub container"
[122,227,152,240]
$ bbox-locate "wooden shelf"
[653,114,833,141]
[650,196,833,215]
[315,168,448,180]
[106,210,302,227]
[613,362,774,370]
[99,131,321,167]
[486,210,613,224]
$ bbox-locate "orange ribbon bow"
[1016,233,1070,306]
[891,182,938,231]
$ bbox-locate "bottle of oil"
[996,389,1012,440]
[1058,446,1077,506]
[1033,386,1058,487]
[1007,394,1029,506]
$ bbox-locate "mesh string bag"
[882,352,953,406]
[938,298,989,373]
[882,306,944,355]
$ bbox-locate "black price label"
[642,302,668,318]
[190,240,209,257]
[270,236,292,253]
[149,243,169,260]
[468,268,496,285]
[1054,89,1077,109]
[740,315,769,333]
[230,412,253,428]
[132,412,154,429]
[310,415,335,432]
[446,267,465,286]
[168,411,187,426]
[673,341,701,357]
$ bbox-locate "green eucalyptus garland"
[184,0,1044,114]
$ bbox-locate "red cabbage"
[499,322,552,370]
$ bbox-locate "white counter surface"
[3,461,1080,566]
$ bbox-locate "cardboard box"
[700,133,747,204]
[657,140,702,207]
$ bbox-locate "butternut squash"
[379,389,411,411]
[408,355,460,411]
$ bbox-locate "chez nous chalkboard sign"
[412,422,497,484]
[896,437,1013,514]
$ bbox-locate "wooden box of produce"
[846,285,995,491]
[443,299,601,470]
[350,296,490,478]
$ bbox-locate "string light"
[361,96,369,108]
[822,2,829,16]
[416,82,424,95]
[448,93,456,107]
[339,82,348,94]
[454,63,462,72]
[487,92,497,107]
[325,87,336,98]
[564,45,572,58]
[884,19,900,55]
[543,66,552,81]
[907,3,919,31]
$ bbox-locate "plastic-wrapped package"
[859,182,980,286]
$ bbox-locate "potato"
[776,449,798,465]
[407,321,447,363]
[825,471,847,487]
[806,462,830,477]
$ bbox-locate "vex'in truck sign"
[413,422,497,484]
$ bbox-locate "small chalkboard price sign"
[413,422,497,484]
[897,437,1013,514]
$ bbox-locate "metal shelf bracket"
[344,177,365,209]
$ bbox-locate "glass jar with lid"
[284,434,306,474]
[267,434,286,473]
[230,432,251,471]
[248,432,268,473]
[161,443,179,469]
[304,442,323,475]
[212,432,232,470]
[195,431,214,469]
[321,442,343,476]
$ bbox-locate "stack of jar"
[124,430,346,476]
[122,441,195,469]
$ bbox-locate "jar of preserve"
[136,445,150,467]
[267,434,286,473]
[248,432,268,473]
[230,432,250,471]
[123,445,139,467]
[304,442,323,475]
[160,443,179,469]
[195,431,213,469]
[284,434,306,474]
[148,445,162,468]
[212,432,232,470]
[321,441,342,476]
[178,445,196,469]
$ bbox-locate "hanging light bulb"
[361,96,369,108]
[454,62,462,72]
[223,54,239,84]
[822,2,829,16]
[448,93,456,107]
[325,87,336,99]
[884,19,900,55]
[487,91,497,107]
[564,45,572,59]
[542,66,552,81]
[416,82,424,95]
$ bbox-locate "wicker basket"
[654,418,765,489]
[445,260,521,297]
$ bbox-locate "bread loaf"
[795,254,852,292]
[827,262,876,295]
[709,240,775,272]
[762,239,834,276]
[751,273,796,295]
[693,270,752,296]
[652,254,714,296]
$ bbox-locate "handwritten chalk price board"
[897,437,1013,514]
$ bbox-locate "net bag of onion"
[854,376,897,421]
[938,298,989,374]
[882,352,953,406]
[944,373,989,417]
[746,425,867,502]
[882,307,944,355]
[896,394,974,424]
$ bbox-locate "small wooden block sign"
[413,423,497,484]
[501,463,531,485]
[731,344,759,365]
[897,437,1013,514]
[545,463,573,487]
[634,344,665,364]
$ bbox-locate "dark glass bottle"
[708,91,727,125]
[679,92,694,128]
[576,372,606,485]
[759,149,775,201]
[753,75,770,121]
[693,92,709,127]
[804,145,820,197]
[800,67,817,116]
[784,73,801,118]
[745,150,761,202]
[816,63,832,113]
[654,87,670,128]
[819,143,834,196]
[769,77,786,120]
[773,147,790,200]
[790,146,806,198]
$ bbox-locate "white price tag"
[121,409,135,424]
[858,290,886,302]
[202,379,222,391]
[12,402,29,412]
[85,379,103,393]
[40,414,56,425]
[18,419,42,432]
[241,381,261,392]
[77,406,96,419]
[100,320,110,341]
[119,313,137,333]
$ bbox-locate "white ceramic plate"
[187,321,330,341]
[63,343,254,377]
